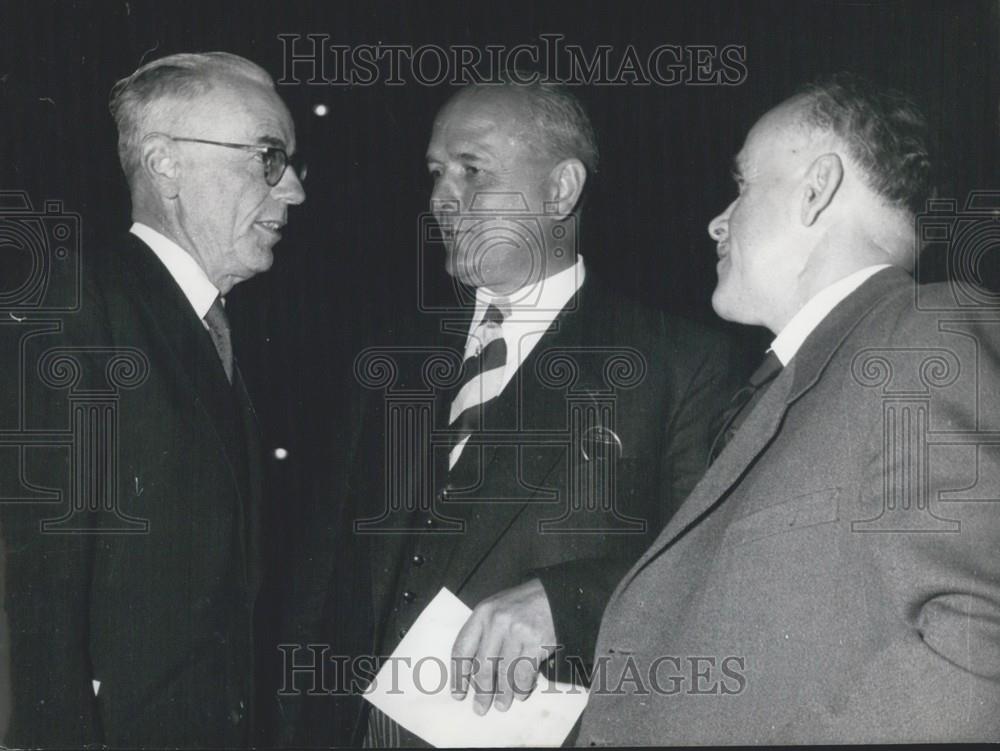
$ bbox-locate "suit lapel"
[234,364,264,593]
[444,284,591,591]
[617,267,911,590]
[116,235,254,516]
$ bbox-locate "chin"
[446,260,480,288]
[241,247,275,279]
[710,290,737,323]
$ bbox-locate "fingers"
[449,581,556,715]
[451,611,484,700]
[470,624,506,715]
[494,641,543,712]
[511,647,543,703]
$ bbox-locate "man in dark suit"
[2,51,304,747]
[282,79,738,747]
[577,75,1000,744]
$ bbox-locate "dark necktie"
[708,350,783,465]
[447,303,508,469]
[204,296,234,384]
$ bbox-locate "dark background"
[1,0,997,733]
[2,0,997,494]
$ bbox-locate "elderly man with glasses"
[2,51,304,748]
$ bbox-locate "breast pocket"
[723,487,841,547]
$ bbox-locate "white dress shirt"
[770,265,891,366]
[463,256,586,390]
[130,222,220,321]
[448,257,586,467]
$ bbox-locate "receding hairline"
[741,95,845,171]
[434,83,594,171]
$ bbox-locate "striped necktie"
[447,303,508,469]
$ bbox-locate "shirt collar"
[771,264,891,366]
[473,256,586,325]
[130,222,220,320]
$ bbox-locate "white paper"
[363,588,590,747]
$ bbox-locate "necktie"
[708,350,783,465]
[447,303,508,469]
[204,296,234,384]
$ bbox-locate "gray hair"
[455,75,600,176]
[109,51,274,180]
[795,72,934,215]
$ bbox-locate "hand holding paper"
[363,588,589,747]
[451,577,556,714]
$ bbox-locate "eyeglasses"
[157,135,307,186]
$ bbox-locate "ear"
[545,158,588,219]
[139,134,181,199]
[801,153,843,226]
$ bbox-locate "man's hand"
[450,578,556,715]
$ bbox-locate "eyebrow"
[426,145,494,165]
[257,135,287,150]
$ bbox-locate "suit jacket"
[2,233,263,747]
[578,267,1000,745]
[281,273,740,746]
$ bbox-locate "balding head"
[793,74,933,217]
[425,79,595,294]
[442,79,599,176]
[707,75,933,333]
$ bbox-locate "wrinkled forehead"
[431,87,538,150]
[181,73,296,149]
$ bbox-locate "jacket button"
[424,516,435,528]
[402,590,416,603]
[398,627,408,638]
[411,554,425,566]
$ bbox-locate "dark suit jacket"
[578,268,1000,745]
[2,233,263,747]
[282,273,740,746]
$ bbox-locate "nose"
[708,200,733,241]
[273,167,306,205]
[430,172,460,215]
